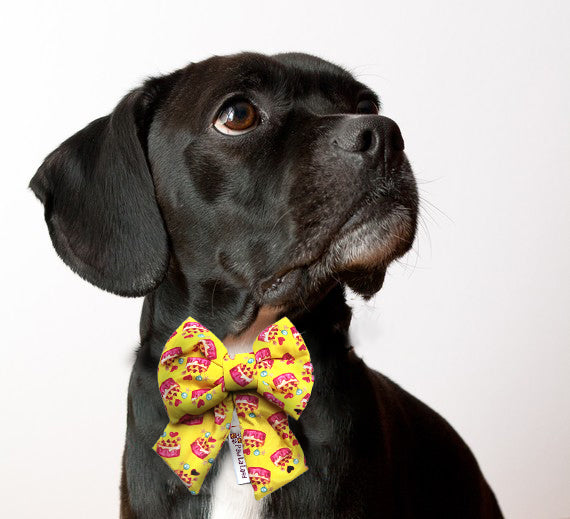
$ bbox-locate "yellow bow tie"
[152,316,314,499]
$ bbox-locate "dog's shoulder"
[362,364,503,517]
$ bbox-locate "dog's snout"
[332,115,404,165]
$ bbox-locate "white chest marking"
[210,444,263,519]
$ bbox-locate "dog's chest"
[210,443,263,519]
[209,336,265,519]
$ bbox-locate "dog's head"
[30,52,418,316]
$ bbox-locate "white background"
[1,1,568,517]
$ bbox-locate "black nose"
[332,115,404,166]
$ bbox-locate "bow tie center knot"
[223,352,258,392]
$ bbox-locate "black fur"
[30,52,502,518]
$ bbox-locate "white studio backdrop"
[1,1,569,517]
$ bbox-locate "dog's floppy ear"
[29,75,179,297]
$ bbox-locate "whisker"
[268,206,296,235]
[418,194,453,223]
[210,278,219,317]
[415,176,445,185]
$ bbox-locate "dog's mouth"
[256,194,417,306]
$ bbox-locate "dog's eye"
[214,100,259,135]
[356,99,379,115]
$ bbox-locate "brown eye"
[356,99,379,115]
[214,100,259,135]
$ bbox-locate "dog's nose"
[332,115,404,166]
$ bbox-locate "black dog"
[30,52,502,518]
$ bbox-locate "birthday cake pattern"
[152,315,313,500]
[156,432,181,458]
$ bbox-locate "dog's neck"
[140,269,353,363]
[223,305,284,358]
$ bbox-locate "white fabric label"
[227,409,251,485]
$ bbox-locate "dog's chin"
[256,203,417,308]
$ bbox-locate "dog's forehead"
[164,52,374,123]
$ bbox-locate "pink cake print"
[302,361,314,383]
[156,432,181,458]
[179,414,204,426]
[270,447,293,469]
[263,391,285,409]
[248,467,271,491]
[196,339,217,360]
[229,363,254,387]
[160,378,182,407]
[160,346,183,371]
[214,402,228,425]
[290,326,307,350]
[235,394,259,417]
[273,373,299,394]
[182,321,209,339]
[300,392,310,409]
[257,323,279,343]
[255,347,274,370]
[280,352,295,365]
[185,357,211,378]
[213,376,225,391]
[174,468,199,488]
[242,429,266,449]
[191,388,209,408]
[267,411,290,439]
[190,436,212,459]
